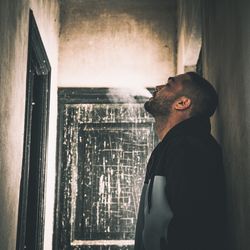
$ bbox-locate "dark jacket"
[134,116,226,250]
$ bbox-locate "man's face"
[144,75,184,117]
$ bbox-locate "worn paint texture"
[178,1,250,249]
[58,0,177,87]
[0,0,59,249]
[59,103,155,249]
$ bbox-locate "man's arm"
[142,176,173,250]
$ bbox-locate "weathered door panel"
[54,91,156,250]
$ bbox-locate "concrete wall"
[202,1,250,249]
[0,0,59,249]
[177,0,201,73]
[58,0,177,88]
[178,1,250,249]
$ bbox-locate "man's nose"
[155,84,165,91]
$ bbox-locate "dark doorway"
[16,11,51,250]
[53,88,156,250]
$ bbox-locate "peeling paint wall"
[0,0,59,249]
[177,1,250,249]
[58,0,177,88]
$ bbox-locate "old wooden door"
[54,88,156,250]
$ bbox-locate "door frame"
[16,10,51,250]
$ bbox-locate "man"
[134,72,226,250]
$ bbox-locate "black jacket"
[134,116,226,250]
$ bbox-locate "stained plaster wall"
[177,1,250,249]
[0,0,59,249]
[202,1,250,249]
[177,0,201,73]
[58,0,177,88]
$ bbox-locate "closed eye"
[165,77,175,87]
[168,77,175,82]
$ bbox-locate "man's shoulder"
[163,132,221,154]
[158,133,222,172]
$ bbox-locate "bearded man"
[134,72,226,250]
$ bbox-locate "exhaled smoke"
[107,87,152,103]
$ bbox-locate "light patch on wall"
[59,34,168,86]
[58,9,176,91]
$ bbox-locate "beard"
[144,95,177,117]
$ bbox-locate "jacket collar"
[161,115,211,144]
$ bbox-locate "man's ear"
[174,96,191,111]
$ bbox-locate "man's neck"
[155,114,191,141]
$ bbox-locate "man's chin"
[144,100,171,118]
[144,101,155,116]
